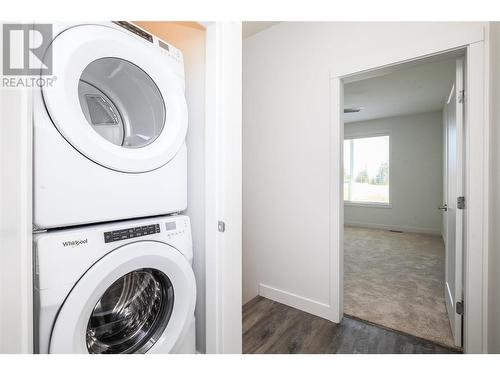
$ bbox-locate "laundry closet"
[0,21,242,355]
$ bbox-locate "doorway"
[329,45,488,354]
[341,53,465,349]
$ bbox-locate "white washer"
[33,22,188,229]
[33,215,196,354]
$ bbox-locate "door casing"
[330,44,489,354]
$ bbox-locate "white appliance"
[33,22,188,229]
[33,215,196,354]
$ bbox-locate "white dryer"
[33,215,196,354]
[33,22,188,229]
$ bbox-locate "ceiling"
[344,58,456,123]
[242,22,281,39]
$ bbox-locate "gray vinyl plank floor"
[242,296,462,354]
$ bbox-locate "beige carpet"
[344,226,455,348]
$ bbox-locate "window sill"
[344,201,392,209]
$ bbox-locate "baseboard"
[344,220,441,235]
[259,283,332,321]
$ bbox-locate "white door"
[443,58,464,347]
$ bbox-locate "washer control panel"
[165,221,186,239]
[104,224,160,243]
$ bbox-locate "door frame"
[0,23,34,354]
[203,21,243,354]
[329,42,489,353]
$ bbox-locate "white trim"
[259,284,332,320]
[0,24,34,353]
[204,22,242,354]
[329,77,344,323]
[330,44,489,354]
[345,221,442,236]
[463,41,489,354]
[338,46,479,83]
[204,20,219,355]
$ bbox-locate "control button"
[104,233,112,243]
[103,223,161,243]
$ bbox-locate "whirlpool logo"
[62,239,88,248]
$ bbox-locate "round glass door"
[86,268,174,354]
[78,57,166,149]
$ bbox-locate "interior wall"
[344,111,444,235]
[243,22,485,307]
[133,22,207,353]
[488,21,500,354]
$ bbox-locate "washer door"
[49,241,196,354]
[42,24,187,173]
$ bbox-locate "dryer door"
[42,24,187,173]
[49,241,196,354]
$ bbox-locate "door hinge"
[458,90,465,104]
[456,301,464,315]
[218,220,226,233]
[457,196,465,210]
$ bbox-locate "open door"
[442,58,464,347]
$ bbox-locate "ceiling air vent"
[344,107,364,113]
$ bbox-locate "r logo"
[2,24,52,76]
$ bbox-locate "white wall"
[243,22,485,308]
[488,22,500,354]
[134,22,207,353]
[344,111,443,235]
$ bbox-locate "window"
[344,134,390,205]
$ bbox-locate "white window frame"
[343,131,392,208]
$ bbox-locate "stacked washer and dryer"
[32,22,196,354]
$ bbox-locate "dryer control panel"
[104,224,160,243]
[113,21,183,63]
